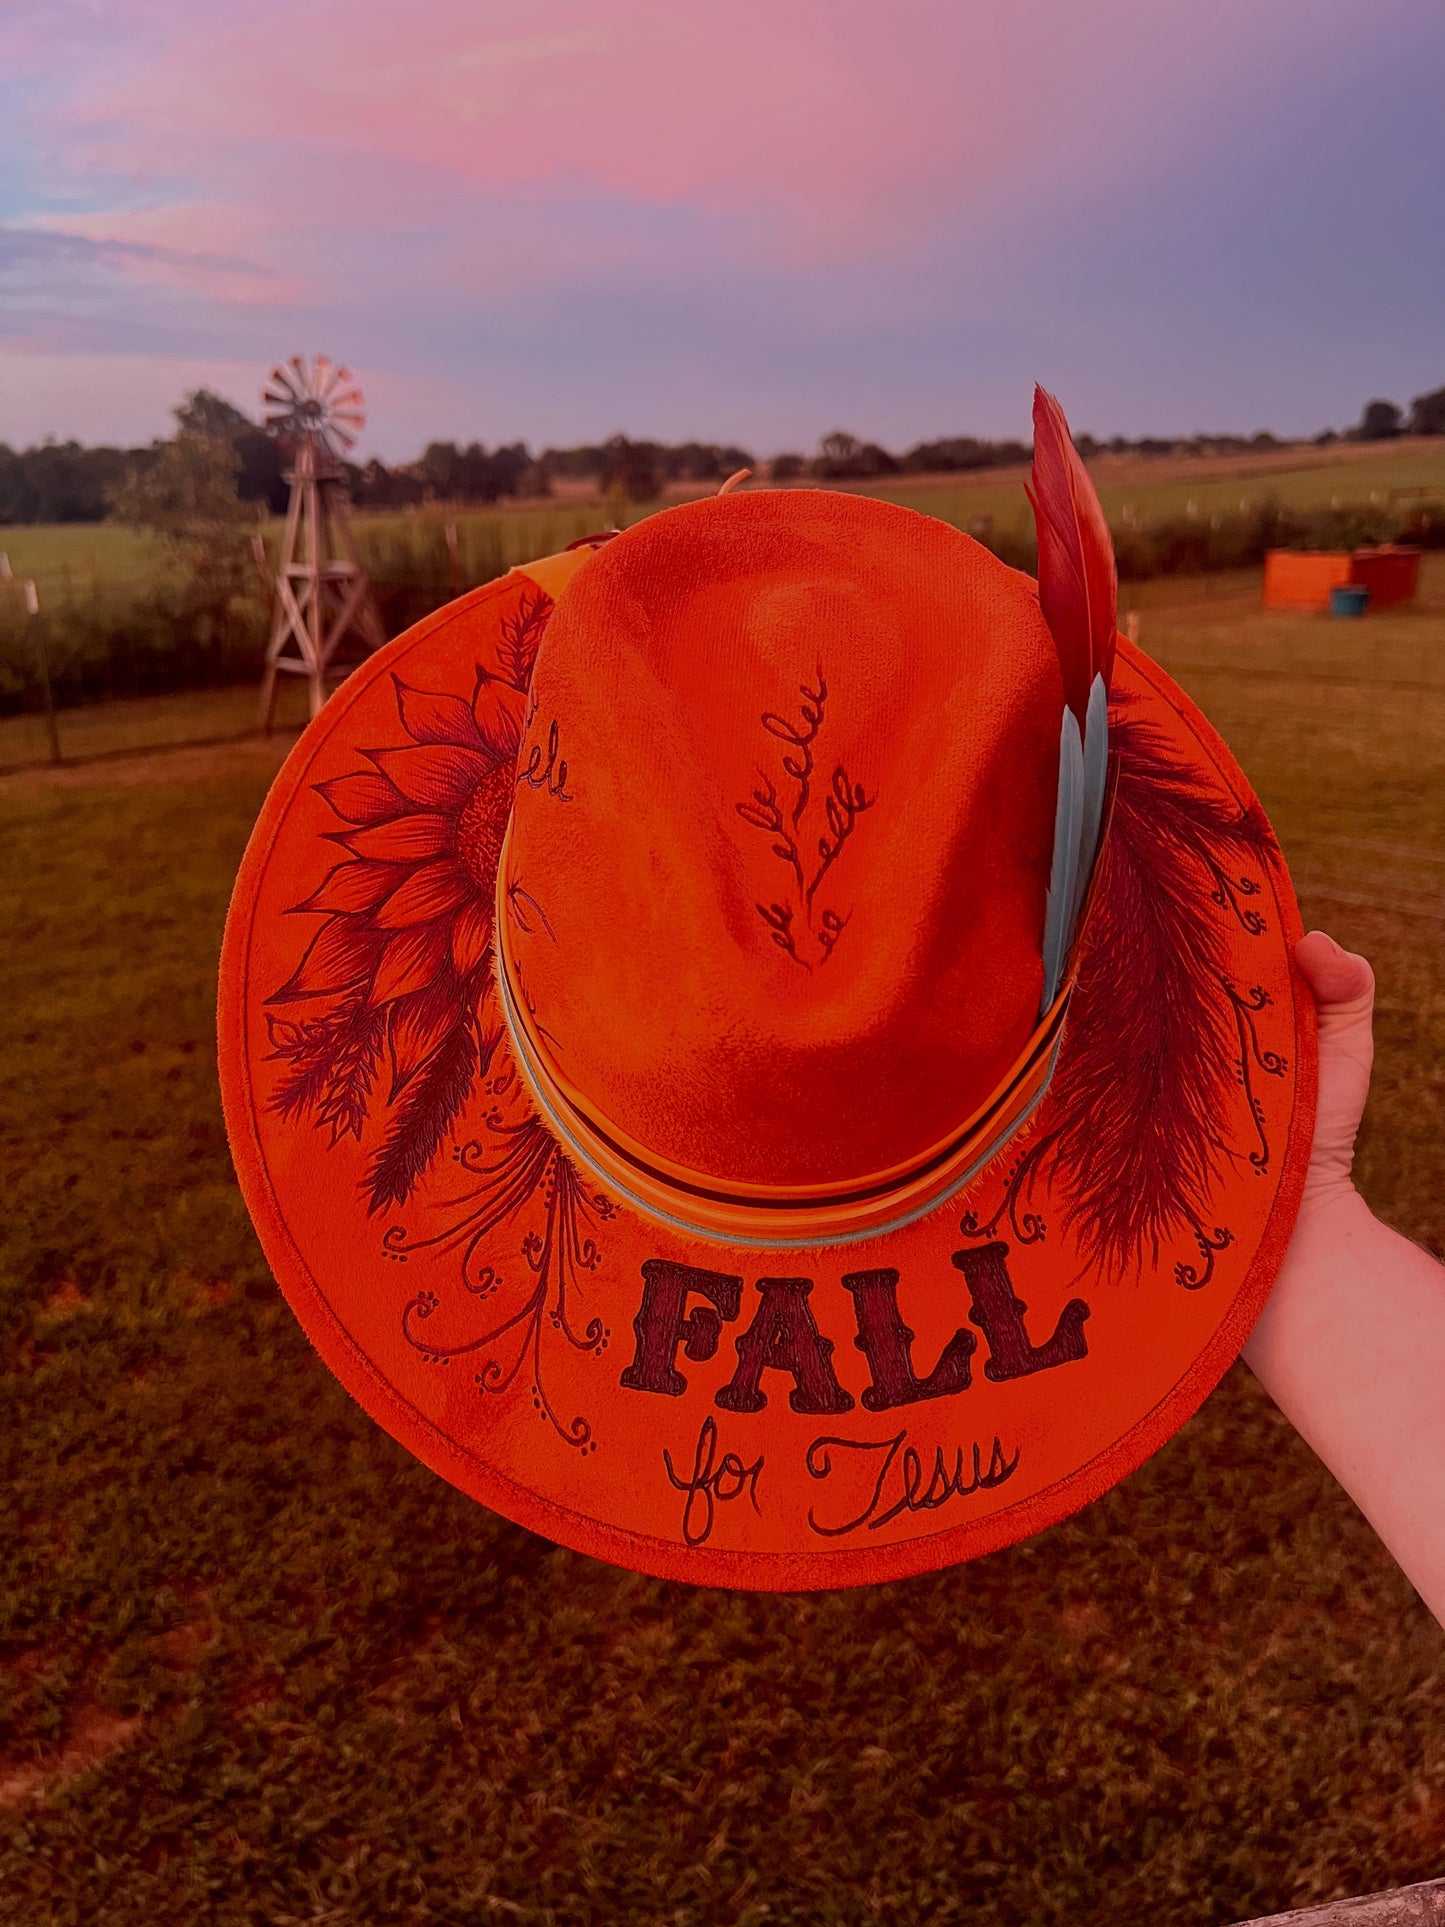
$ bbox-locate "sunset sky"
[3,0,1442,459]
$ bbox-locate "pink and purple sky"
[3,0,1442,459]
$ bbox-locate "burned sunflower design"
[263,579,616,1451]
[265,590,551,1215]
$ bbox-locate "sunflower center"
[455,759,516,892]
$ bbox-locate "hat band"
[494,837,1071,1251]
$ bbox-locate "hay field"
[864,439,1445,547]
[0,563,1442,1925]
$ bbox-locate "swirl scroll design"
[390,1105,616,1451]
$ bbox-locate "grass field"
[0,566,1443,1925]
[0,682,312,773]
[0,506,616,616]
[864,440,1445,547]
[3,439,1442,611]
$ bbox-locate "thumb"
[1295,929,1374,1201]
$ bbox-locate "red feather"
[1026,386,1118,723]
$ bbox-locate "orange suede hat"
[219,392,1316,1589]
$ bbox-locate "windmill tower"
[258,356,387,729]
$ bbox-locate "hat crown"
[505,489,1062,1189]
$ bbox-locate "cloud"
[1,222,284,299]
[15,0,1345,254]
[1,0,1442,451]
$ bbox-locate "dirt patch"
[0,1702,142,1809]
[172,1270,233,1313]
[37,1282,88,1326]
[155,1618,214,1670]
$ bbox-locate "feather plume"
[1009,703,1280,1275]
[1040,706,1084,1008]
[1029,387,1121,1012]
[1072,671,1110,933]
[1027,386,1117,721]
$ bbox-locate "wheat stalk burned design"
[735,666,875,968]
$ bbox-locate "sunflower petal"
[450,899,495,975]
[315,770,408,825]
[472,678,526,758]
[373,859,474,930]
[370,922,452,1004]
[394,678,486,750]
[291,860,408,917]
[368,743,495,812]
[337,814,455,863]
[267,918,381,1004]
[388,978,467,1096]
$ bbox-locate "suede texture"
[506,489,1060,1188]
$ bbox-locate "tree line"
[2,382,1442,525]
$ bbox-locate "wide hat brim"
[219,547,1315,1591]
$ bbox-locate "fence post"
[25,579,62,766]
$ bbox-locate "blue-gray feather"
[1040,706,1084,1011]
[1068,671,1110,939]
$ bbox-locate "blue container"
[1330,584,1370,618]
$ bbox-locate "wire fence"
[1,512,1442,792]
[0,506,618,773]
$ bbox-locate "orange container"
[1349,545,1421,610]
[1262,550,1352,611]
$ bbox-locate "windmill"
[257,356,387,728]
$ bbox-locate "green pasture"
[0,566,1443,1924]
[0,505,615,617]
[0,523,174,601]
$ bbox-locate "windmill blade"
[261,354,366,455]
[330,399,367,440]
[262,364,306,420]
[263,365,303,405]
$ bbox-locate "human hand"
[1293,929,1375,1212]
[1245,933,1445,1627]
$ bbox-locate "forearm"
[1244,1190,1445,1628]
